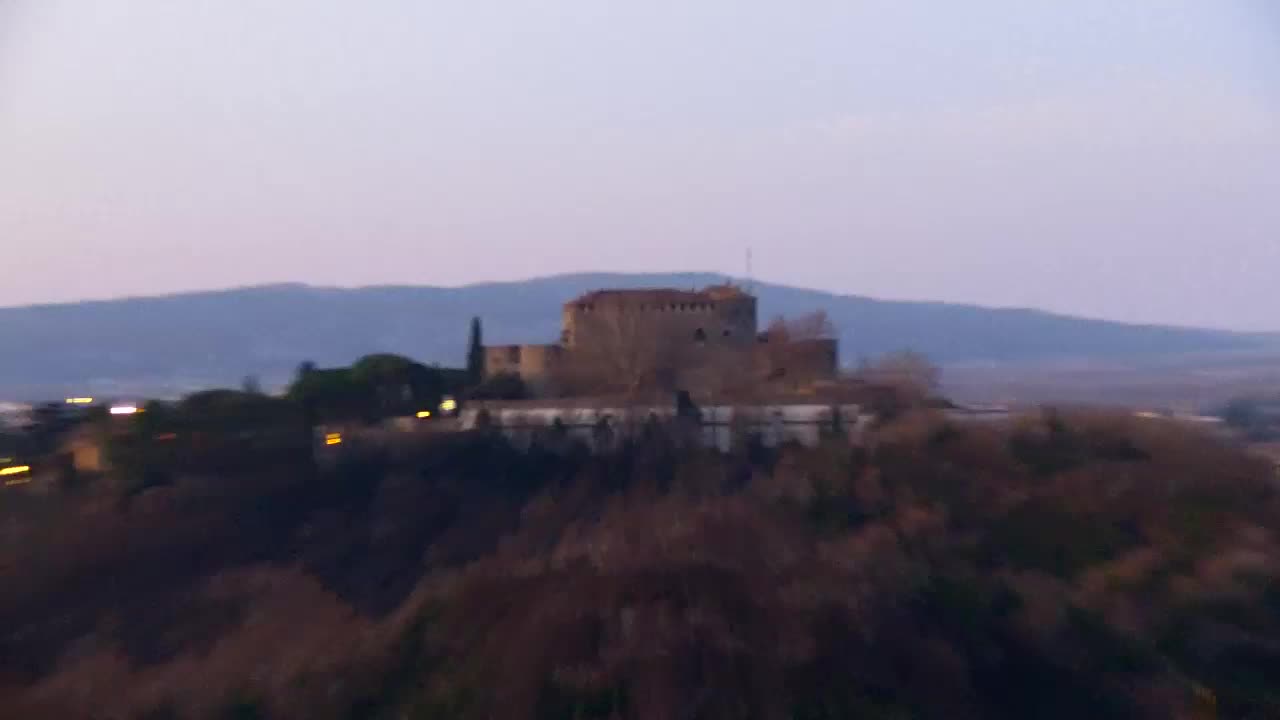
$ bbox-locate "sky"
[1,1,1278,329]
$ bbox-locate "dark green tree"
[24,402,71,456]
[241,375,262,395]
[466,372,527,401]
[350,353,446,419]
[1221,397,1261,430]
[287,366,363,423]
[466,316,485,387]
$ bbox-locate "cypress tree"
[466,316,485,386]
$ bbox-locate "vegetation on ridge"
[0,408,1277,718]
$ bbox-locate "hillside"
[3,411,1278,718]
[0,272,1273,398]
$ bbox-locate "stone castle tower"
[561,285,757,350]
[483,284,835,395]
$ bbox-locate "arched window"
[694,328,707,342]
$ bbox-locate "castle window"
[722,329,731,337]
[694,328,707,342]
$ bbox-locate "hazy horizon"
[3,1,1278,330]
[3,270,1279,341]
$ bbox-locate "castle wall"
[483,285,838,399]
[562,291,757,351]
[755,337,840,385]
[483,344,563,387]
[483,345,524,378]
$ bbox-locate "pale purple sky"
[2,1,1278,329]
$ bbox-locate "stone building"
[561,285,758,350]
[482,343,564,383]
[484,284,837,395]
[459,397,873,453]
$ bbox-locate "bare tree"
[760,311,838,388]
[556,305,684,397]
[772,310,835,342]
[862,350,941,395]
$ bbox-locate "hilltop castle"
[484,285,837,396]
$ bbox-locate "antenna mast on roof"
[745,247,754,294]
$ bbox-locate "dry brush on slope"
[1,413,1278,719]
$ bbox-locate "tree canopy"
[288,354,452,422]
[467,317,485,387]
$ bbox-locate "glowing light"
[4,476,31,486]
[65,397,94,405]
[439,397,458,413]
[110,405,140,415]
[324,432,342,446]
[416,410,432,419]
[0,465,31,477]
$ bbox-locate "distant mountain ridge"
[0,272,1274,399]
